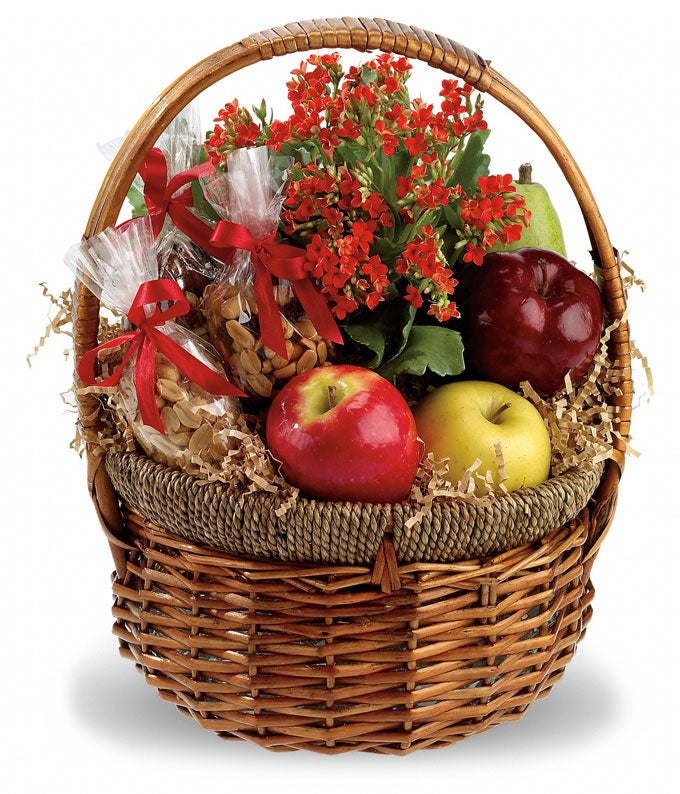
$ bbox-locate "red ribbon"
[138,148,231,262]
[210,220,343,358]
[78,278,246,433]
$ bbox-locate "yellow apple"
[413,380,551,494]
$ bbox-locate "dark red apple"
[265,364,420,503]
[458,248,603,394]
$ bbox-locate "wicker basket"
[74,18,632,755]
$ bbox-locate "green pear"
[493,163,567,257]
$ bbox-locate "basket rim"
[105,449,603,565]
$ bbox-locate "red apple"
[458,248,603,394]
[265,364,420,503]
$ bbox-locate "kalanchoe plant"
[205,52,530,384]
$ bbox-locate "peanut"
[288,341,305,361]
[168,430,192,447]
[246,371,273,398]
[156,363,180,382]
[271,352,289,370]
[240,348,262,375]
[157,378,184,403]
[189,422,214,454]
[273,362,297,380]
[161,405,181,434]
[317,340,328,363]
[295,319,318,339]
[204,285,336,397]
[220,295,244,320]
[225,319,256,349]
[296,348,318,374]
[173,399,203,430]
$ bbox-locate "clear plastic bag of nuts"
[65,216,245,470]
[200,146,342,401]
[119,342,241,471]
[203,282,333,400]
[156,234,221,338]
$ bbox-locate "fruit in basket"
[265,364,420,503]
[413,380,551,494]
[492,163,567,256]
[458,247,603,394]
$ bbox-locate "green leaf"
[378,326,465,381]
[278,140,317,166]
[126,184,148,218]
[451,128,491,195]
[336,142,361,165]
[342,323,386,368]
[191,180,220,222]
[388,301,417,359]
[442,200,462,231]
[359,66,379,86]
[342,300,416,369]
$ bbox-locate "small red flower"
[463,242,486,266]
[404,132,428,156]
[336,118,362,140]
[405,284,424,308]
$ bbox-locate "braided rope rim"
[105,450,602,564]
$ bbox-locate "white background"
[3,1,678,791]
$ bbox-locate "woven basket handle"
[75,18,631,565]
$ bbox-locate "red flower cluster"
[282,163,393,319]
[264,53,488,162]
[395,153,463,226]
[458,174,530,265]
[205,52,530,322]
[206,100,263,159]
[395,226,460,322]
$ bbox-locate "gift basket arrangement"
[67,19,633,754]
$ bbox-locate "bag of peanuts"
[156,234,221,337]
[65,215,246,470]
[200,145,343,401]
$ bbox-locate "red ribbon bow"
[138,148,229,261]
[210,220,343,359]
[77,278,246,433]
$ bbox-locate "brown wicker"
[113,508,598,755]
[73,18,632,754]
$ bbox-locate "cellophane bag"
[157,233,221,337]
[101,103,222,335]
[65,216,242,472]
[201,145,335,401]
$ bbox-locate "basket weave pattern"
[73,18,632,753]
[115,509,595,754]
